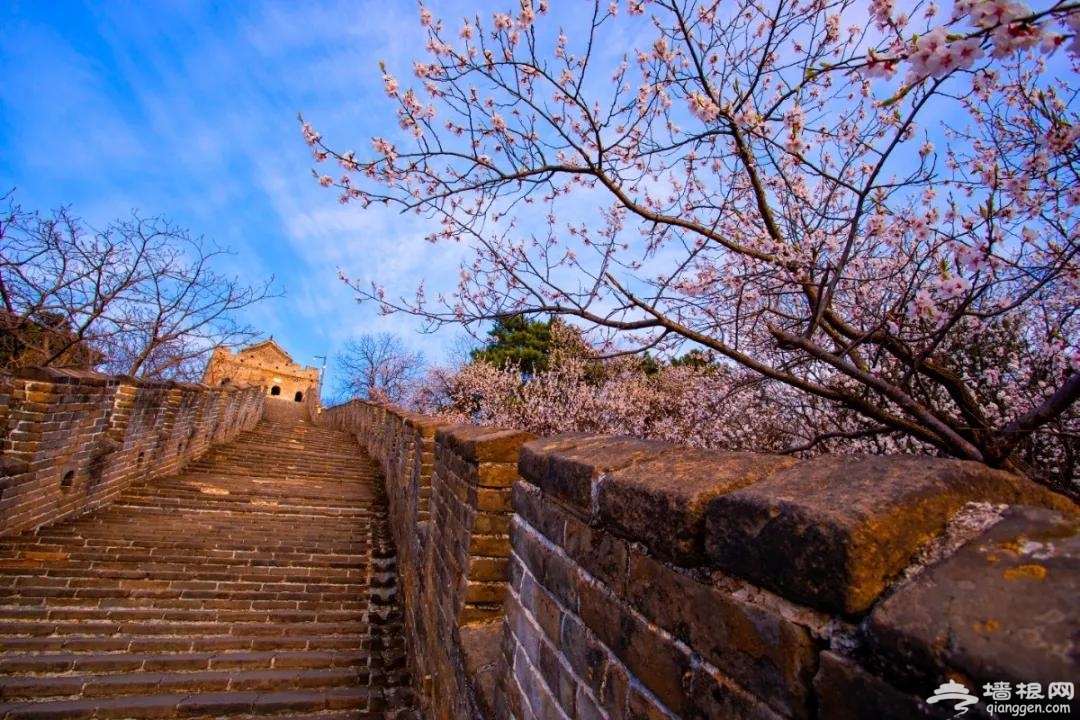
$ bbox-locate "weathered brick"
[511,518,581,612]
[599,450,796,565]
[704,454,1073,614]
[519,571,562,647]
[437,425,536,463]
[464,580,507,605]
[626,550,821,718]
[477,462,521,488]
[864,505,1080,693]
[559,611,608,698]
[577,576,693,715]
[512,480,567,545]
[563,513,629,596]
[812,651,932,720]
[519,434,675,512]
[537,636,578,717]
[687,661,786,720]
[627,682,678,720]
[477,487,513,512]
[470,534,511,557]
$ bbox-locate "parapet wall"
[0,367,265,538]
[319,400,1080,720]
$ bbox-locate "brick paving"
[0,401,416,719]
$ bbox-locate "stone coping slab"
[704,455,1071,614]
[863,505,1080,692]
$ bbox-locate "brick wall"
[0,367,265,538]
[320,400,1079,720]
[320,399,533,719]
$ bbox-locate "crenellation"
[0,369,264,538]
[317,397,1080,720]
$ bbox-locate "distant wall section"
[0,367,264,538]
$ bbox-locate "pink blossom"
[687,93,720,122]
[301,122,321,146]
[870,0,894,29]
[863,51,899,80]
[383,73,399,97]
[907,289,939,320]
[934,275,972,301]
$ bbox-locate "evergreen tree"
[470,316,554,375]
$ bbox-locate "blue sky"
[0,0,475,392]
[1,1,1014,395]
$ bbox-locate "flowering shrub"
[412,356,1075,493]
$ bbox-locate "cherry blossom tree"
[305,0,1080,487]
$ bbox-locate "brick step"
[117,488,372,500]
[0,649,370,676]
[0,585,373,604]
[14,531,371,548]
[0,666,369,702]
[95,506,372,524]
[0,577,370,597]
[180,462,369,475]
[148,460,370,474]
[0,632,370,654]
[177,710,389,720]
[0,605,367,625]
[0,564,384,583]
[187,450,365,464]
[0,548,373,569]
[176,455,364,469]
[19,523,370,541]
[0,686,381,719]
[194,436,361,451]
[0,596,369,613]
[191,447,364,460]
[14,530,373,550]
[0,619,373,640]
[0,591,373,608]
[0,406,415,717]
[5,561,376,580]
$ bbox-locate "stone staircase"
[0,400,415,719]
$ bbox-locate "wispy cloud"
[1,0,667,393]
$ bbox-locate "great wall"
[0,365,1077,719]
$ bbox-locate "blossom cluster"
[305,0,1080,484]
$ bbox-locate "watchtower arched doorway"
[270,386,281,396]
[294,391,303,402]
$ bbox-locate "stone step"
[0,686,382,718]
[0,666,369,702]
[0,404,416,717]
[0,631,371,655]
[0,619,374,640]
[0,596,370,613]
[0,649,371,676]
[0,605,367,625]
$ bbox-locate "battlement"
[1,372,1075,718]
[320,398,1079,720]
[0,367,264,537]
